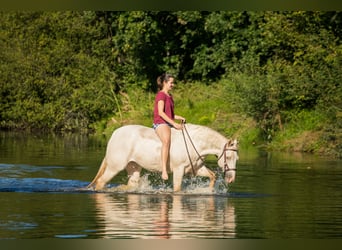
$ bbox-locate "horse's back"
[106,125,157,153]
[109,123,212,146]
[105,123,219,159]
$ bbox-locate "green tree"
[0,11,118,131]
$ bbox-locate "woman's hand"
[175,115,186,123]
[173,115,186,129]
[173,122,183,130]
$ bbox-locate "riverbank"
[92,81,341,159]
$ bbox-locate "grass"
[266,109,339,156]
[92,80,341,158]
[94,80,258,146]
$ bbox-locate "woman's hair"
[157,73,174,90]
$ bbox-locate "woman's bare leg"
[155,124,171,180]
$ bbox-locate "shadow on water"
[0,162,88,193]
[0,177,88,193]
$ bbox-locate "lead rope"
[181,121,204,176]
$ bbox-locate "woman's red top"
[153,91,174,124]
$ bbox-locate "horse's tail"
[87,157,107,189]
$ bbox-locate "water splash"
[0,163,230,195]
[105,174,173,194]
[105,173,230,196]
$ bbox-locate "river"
[0,131,341,239]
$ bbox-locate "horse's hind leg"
[94,162,123,190]
[126,162,142,189]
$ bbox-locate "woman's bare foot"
[162,171,168,180]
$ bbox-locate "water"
[0,131,342,239]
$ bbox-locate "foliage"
[0,12,118,132]
[0,11,341,157]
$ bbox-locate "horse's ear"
[235,139,239,149]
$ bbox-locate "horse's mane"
[184,123,227,147]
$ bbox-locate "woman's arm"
[157,100,184,129]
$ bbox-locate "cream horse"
[87,124,238,192]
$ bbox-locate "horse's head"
[217,139,239,184]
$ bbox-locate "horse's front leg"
[196,165,216,191]
[172,166,185,192]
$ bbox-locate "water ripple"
[0,177,88,193]
[0,163,65,178]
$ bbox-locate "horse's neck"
[187,124,226,157]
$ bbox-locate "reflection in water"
[154,199,170,239]
[93,193,236,239]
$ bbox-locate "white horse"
[87,124,238,192]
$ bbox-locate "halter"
[217,142,238,174]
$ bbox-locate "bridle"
[217,142,238,175]
[181,123,237,176]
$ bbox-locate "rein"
[181,123,237,176]
[181,123,204,175]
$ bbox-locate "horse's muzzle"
[225,171,236,184]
